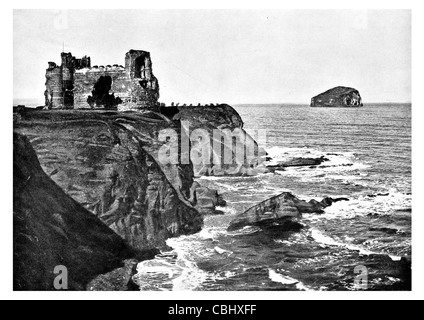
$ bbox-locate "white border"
[3,0,423,300]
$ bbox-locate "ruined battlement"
[44,49,159,110]
[75,65,125,74]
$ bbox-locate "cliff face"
[177,104,268,176]
[311,86,363,108]
[13,132,142,290]
[15,110,203,251]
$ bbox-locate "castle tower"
[45,62,63,109]
[125,50,152,80]
[123,49,160,109]
[45,52,91,109]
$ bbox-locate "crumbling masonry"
[44,50,160,110]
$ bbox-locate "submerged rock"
[228,192,348,231]
[13,132,140,290]
[266,156,329,170]
[311,86,363,108]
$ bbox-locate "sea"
[14,100,412,290]
[131,103,412,291]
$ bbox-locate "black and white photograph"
[4,1,423,302]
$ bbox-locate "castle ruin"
[44,50,160,110]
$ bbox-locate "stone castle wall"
[73,66,128,109]
[45,50,159,110]
[44,63,64,108]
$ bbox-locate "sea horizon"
[13,98,412,108]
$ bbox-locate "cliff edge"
[177,104,268,176]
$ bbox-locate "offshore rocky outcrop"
[14,109,203,251]
[228,192,349,231]
[176,104,269,176]
[311,86,363,108]
[13,132,152,290]
[266,156,329,171]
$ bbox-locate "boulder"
[228,192,348,231]
[311,86,363,108]
[189,181,227,215]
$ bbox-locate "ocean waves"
[134,104,411,291]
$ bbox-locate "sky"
[13,9,411,105]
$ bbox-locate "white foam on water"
[196,226,226,240]
[268,269,311,291]
[274,239,291,245]
[268,269,298,284]
[197,172,275,182]
[362,276,403,290]
[267,146,370,181]
[134,146,408,291]
[281,162,370,178]
[135,230,225,291]
[216,206,238,215]
[166,235,216,291]
[162,226,250,290]
[213,182,243,192]
[214,246,233,255]
[294,282,312,291]
[134,251,184,290]
[171,257,208,291]
[266,146,327,161]
[227,226,262,236]
[310,228,402,261]
[304,192,412,221]
[165,230,268,290]
[225,200,263,205]
[324,174,363,182]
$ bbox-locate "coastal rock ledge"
[311,86,363,108]
[228,192,349,231]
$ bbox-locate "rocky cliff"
[176,104,268,176]
[14,109,203,251]
[13,132,147,290]
[13,102,269,290]
[311,86,363,108]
